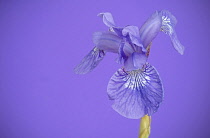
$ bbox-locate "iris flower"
[74,10,184,119]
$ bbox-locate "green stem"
[138,115,151,138]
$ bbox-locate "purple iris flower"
[74,10,184,119]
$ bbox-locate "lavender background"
[0,0,210,138]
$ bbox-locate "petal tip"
[97,12,104,17]
[74,47,105,74]
[179,47,185,55]
[97,12,115,27]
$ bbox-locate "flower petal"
[112,27,124,37]
[169,31,185,55]
[98,12,115,27]
[107,63,164,119]
[116,41,128,64]
[93,32,122,53]
[139,11,162,48]
[122,26,146,52]
[124,52,147,71]
[74,47,105,74]
[159,10,185,55]
[116,39,136,65]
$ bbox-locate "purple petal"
[139,11,162,48]
[123,41,135,56]
[159,10,185,55]
[74,47,105,74]
[122,26,146,52]
[93,32,122,53]
[116,41,128,64]
[169,31,185,55]
[160,10,177,27]
[124,52,147,71]
[107,63,164,119]
[112,27,124,37]
[98,12,115,27]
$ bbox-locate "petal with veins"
[159,10,185,55]
[93,32,122,53]
[107,63,164,119]
[74,47,105,74]
[139,11,162,48]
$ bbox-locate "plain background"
[0,0,210,138]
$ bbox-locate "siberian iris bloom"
[74,10,184,119]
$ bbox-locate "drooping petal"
[169,31,185,55]
[93,32,122,53]
[159,10,185,55]
[122,26,146,52]
[107,63,164,119]
[98,12,115,27]
[74,47,105,74]
[139,11,162,48]
[160,10,177,27]
[124,52,147,71]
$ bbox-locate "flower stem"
[138,115,151,138]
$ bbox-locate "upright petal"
[139,11,162,48]
[98,13,125,37]
[159,10,185,55]
[98,12,116,27]
[107,63,164,119]
[124,52,147,71]
[93,32,122,53]
[74,47,105,74]
[116,41,128,64]
[116,39,136,65]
